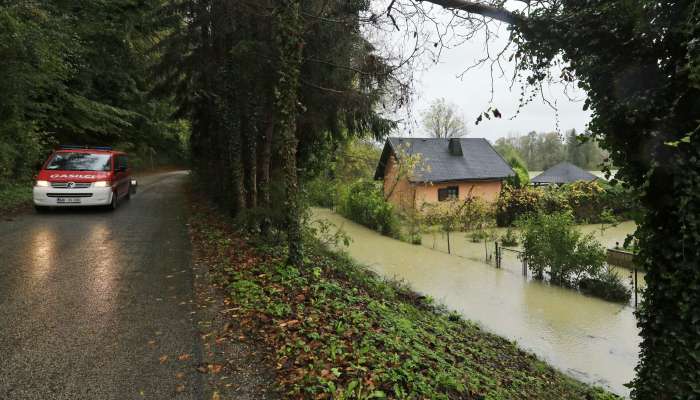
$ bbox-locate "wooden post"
[446,230,451,254]
[495,242,500,268]
[522,257,527,277]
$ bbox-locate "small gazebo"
[531,162,598,186]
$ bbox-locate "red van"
[33,146,137,212]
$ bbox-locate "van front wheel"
[107,192,118,211]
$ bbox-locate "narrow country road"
[0,171,203,399]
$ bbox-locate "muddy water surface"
[423,221,645,289]
[312,208,640,397]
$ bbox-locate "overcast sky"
[374,3,592,142]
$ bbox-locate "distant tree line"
[494,130,607,171]
[0,1,189,184]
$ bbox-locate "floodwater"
[311,208,640,397]
[421,220,646,289]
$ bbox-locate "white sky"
[371,1,592,142]
[411,36,592,142]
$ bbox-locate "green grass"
[0,182,32,213]
[189,200,619,400]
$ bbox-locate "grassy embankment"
[188,194,618,400]
[0,182,32,215]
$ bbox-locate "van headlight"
[93,181,111,188]
[35,180,50,187]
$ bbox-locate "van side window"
[115,155,128,170]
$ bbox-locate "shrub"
[561,181,605,223]
[505,165,530,188]
[500,227,519,246]
[306,177,338,208]
[517,212,598,285]
[579,266,631,303]
[422,196,493,232]
[599,183,641,221]
[496,185,542,226]
[517,212,630,303]
[497,181,640,226]
[470,230,487,243]
[540,186,572,215]
[337,180,398,236]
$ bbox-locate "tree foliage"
[0,0,188,185]
[421,97,468,138]
[157,0,401,265]
[402,0,700,395]
[517,212,629,302]
[494,130,606,171]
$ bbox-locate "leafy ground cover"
[188,193,618,400]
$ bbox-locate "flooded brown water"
[312,208,640,397]
[422,221,645,289]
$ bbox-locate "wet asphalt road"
[0,171,204,399]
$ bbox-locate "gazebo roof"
[531,162,598,185]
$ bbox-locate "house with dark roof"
[531,162,598,186]
[374,137,514,210]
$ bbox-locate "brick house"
[374,137,514,210]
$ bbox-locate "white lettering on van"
[49,174,97,179]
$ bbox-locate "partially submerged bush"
[579,266,631,303]
[518,212,631,303]
[500,227,519,247]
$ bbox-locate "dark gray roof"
[531,162,598,184]
[374,137,514,183]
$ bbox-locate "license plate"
[57,198,81,204]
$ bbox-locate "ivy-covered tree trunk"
[258,112,274,210]
[632,141,700,398]
[224,52,246,215]
[273,0,304,266]
[244,95,258,210]
[413,1,700,397]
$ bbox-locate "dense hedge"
[337,180,398,236]
[497,181,638,226]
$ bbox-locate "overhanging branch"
[420,0,523,25]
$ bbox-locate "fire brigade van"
[33,146,137,212]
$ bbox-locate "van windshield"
[45,152,112,172]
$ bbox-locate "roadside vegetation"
[0,2,189,197]
[6,0,700,396]
[189,193,617,400]
[0,181,32,215]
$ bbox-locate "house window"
[438,186,459,201]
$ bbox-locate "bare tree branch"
[414,0,523,25]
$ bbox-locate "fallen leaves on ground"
[188,193,618,400]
